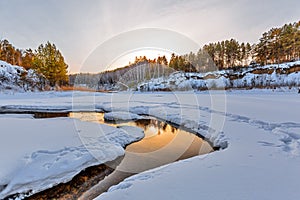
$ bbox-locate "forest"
[0,41,68,86]
[71,21,300,89]
[1,21,299,89]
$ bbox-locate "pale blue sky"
[0,0,299,73]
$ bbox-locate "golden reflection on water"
[70,112,213,199]
[69,112,105,124]
[69,112,213,164]
[28,112,213,200]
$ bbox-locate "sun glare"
[107,48,173,71]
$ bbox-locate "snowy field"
[0,89,299,199]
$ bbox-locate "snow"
[95,91,300,200]
[259,60,300,69]
[0,88,299,199]
[0,114,34,119]
[0,60,44,92]
[104,112,145,122]
[0,116,144,198]
[137,61,300,91]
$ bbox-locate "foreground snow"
[0,115,144,198]
[98,91,300,200]
[0,89,299,199]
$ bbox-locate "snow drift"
[0,60,45,92]
[0,116,144,199]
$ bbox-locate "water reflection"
[20,111,213,200]
[69,112,213,159]
[34,112,69,118]
[69,112,213,200]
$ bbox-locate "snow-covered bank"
[96,91,300,200]
[104,112,145,122]
[0,116,143,199]
[0,90,299,199]
[138,61,300,91]
[0,60,45,92]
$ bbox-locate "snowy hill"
[0,60,45,92]
[137,61,300,91]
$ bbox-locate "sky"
[0,0,299,73]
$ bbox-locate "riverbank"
[0,90,299,199]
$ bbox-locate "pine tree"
[161,55,168,66]
[22,49,35,70]
[255,21,300,65]
[33,42,68,86]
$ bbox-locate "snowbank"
[0,116,144,198]
[104,112,145,122]
[0,60,44,92]
[138,61,300,91]
[95,91,300,200]
[0,91,299,199]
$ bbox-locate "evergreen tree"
[33,42,68,86]
[169,53,177,70]
[21,49,35,70]
[161,55,168,66]
[0,39,15,64]
[255,20,300,65]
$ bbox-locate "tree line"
[72,20,300,90]
[255,21,300,65]
[70,56,173,90]
[0,40,68,86]
[169,20,300,72]
[3,20,298,89]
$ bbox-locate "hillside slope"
[137,61,300,91]
[0,60,45,92]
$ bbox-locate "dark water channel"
[20,112,213,200]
